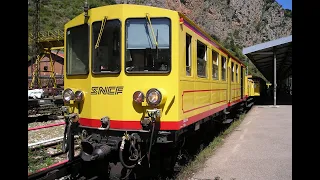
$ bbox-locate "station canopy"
[242,35,292,82]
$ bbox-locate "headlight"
[133,91,145,103]
[146,88,162,106]
[63,88,75,102]
[75,90,85,102]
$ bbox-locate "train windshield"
[125,18,171,73]
[92,19,121,74]
[66,24,89,75]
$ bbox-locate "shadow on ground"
[255,91,292,105]
[108,107,254,180]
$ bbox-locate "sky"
[276,0,292,10]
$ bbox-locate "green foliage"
[247,60,268,82]
[28,0,115,57]
[233,29,240,39]
[210,33,220,43]
[284,9,292,18]
[266,0,275,3]
[222,33,246,61]
[28,0,269,82]
[181,0,187,5]
[264,0,275,11]
[217,32,268,82]
[28,0,115,34]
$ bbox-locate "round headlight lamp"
[133,91,145,103]
[146,88,162,106]
[75,90,85,102]
[62,88,75,102]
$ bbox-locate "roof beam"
[248,45,290,55]
[250,52,273,55]
[250,51,288,63]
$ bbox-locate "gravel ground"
[28,149,81,174]
[28,118,83,174]
[28,120,65,144]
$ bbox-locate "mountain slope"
[28,0,292,81]
[116,0,292,48]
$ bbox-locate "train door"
[227,57,232,104]
[240,66,243,99]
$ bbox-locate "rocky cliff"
[28,0,292,80]
[116,0,292,52]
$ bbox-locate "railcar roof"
[68,4,246,66]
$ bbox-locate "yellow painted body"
[246,76,260,97]
[248,80,255,97]
[266,83,272,89]
[253,81,260,96]
[64,5,179,125]
[64,4,251,130]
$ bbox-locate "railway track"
[28,106,254,180]
[27,120,238,180]
[29,136,80,156]
[28,96,64,124]
[28,119,79,175]
[27,122,233,180]
[28,135,81,173]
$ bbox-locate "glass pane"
[66,24,89,75]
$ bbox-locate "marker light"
[75,90,85,102]
[133,91,145,103]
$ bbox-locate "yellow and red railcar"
[60,4,256,175]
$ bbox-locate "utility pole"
[32,0,40,58]
[32,0,41,81]
[30,0,41,89]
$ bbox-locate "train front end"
[61,4,179,170]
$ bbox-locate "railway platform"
[191,105,292,180]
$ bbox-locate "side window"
[231,62,234,82]
[221,56,226,81]
[212,50,219,80]
[236,64,238,83]
[186,34,192,76]
[197,40,207,78]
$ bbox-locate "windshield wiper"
[145,13,158,49]
[95,16,107,49]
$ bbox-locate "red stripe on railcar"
[79,99,243,131]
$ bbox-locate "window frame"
[124,17,172,74]
[66,24,90,76]
[91,18,122,75]
[196,40,208,78]
[221,55,227,81]
[236,64,239,83]
[211,49,219,80]
[185,33,192,76]
[231,62,235,82]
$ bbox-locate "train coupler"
[61,109,80,161]
[141,109,160,129]
[80,134,119,162]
